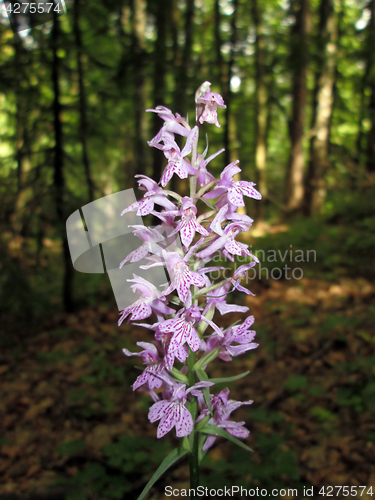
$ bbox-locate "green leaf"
[164,190,182,202]
[209,371,250,384]
[196,415,210,431]
[137,447,188,500]
[170,367,189,384]
[198,433,208,464]
[195,179,218,200]
[169,296,181,306]
[201,198,216,210]
[181,437,190,452]
[195,369,212,413]
[199,424,253,453]
[193,347,220,371]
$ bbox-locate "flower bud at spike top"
[118,83,261,464]
[194,83,227,128]
[195,81,212,101]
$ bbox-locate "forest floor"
[1,271,375,500]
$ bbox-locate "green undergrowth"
[252,188,375,282]
[56,435,172,500]
[201,408,303,493]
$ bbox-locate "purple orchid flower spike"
[230,263,256,295]
[198,388,253,450]
[169,197,209,248]
[213,388,253,421]
[209,203,254,235]
[197,221,258,263]
[163,251,206,305]
[122,342,165,390]
[118,275,174,325]
[115,83,261,467]
[121,175,177,216]
[206,315,258,362]
[197,148,225,188]
[156,327,189,371]
[159,128,198,187]
[149,380,214,438]
[119,226,165,267]
[203,282,249,316]
[148,383,193,438]
[134,322,190,371]
[204,160,262,207]
[196,204,259,262]
[158,307,202,357]
[147,106,191,146]
[158,305,221,363]
[195,82,226,128]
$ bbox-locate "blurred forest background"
[0,0,375,499]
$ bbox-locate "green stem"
[187,349,199,489]
[189,427,200,490]
[192,279,228,299]
[189,126,200,198]
[187,349,197,386]
[194,180,218,201]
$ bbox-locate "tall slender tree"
[171,0,194,194]
[51,12,74,312]
[73,0,95,202]
[303,0,337,215]
[174,0,195,120]
[285,0,311,213]
[151,0,169,182]
[214,0,224,87]
[14,36,24,198]
[223,0,238,167]
[365,0,375,172]
[251,0,268,220]
[131,0,148,184]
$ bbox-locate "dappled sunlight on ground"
[1,274,375,498]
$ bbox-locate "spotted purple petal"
[228,186,245,207]
[148,400,170,423]
[157,404,177,438]
[175,403,193,437]
[238,181,262,200]
[137,197,155,216]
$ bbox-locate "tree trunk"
[367,81,375,173]
[171,0,194,193]
[12,36,31,237]
[284,0,311,213]
[223,0,238,167]
[328,0,344,157]
[73,0,95,202]
[174,0,194,120]
[303,0,337,215]
[366,0,375,172]
[214,0,224,88]
[131,0,148,185]
[151,0,169,183]
[251,0,268,220]
[14,38,24,197]
[52,13,74,312]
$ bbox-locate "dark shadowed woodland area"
[0,0,375,498]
